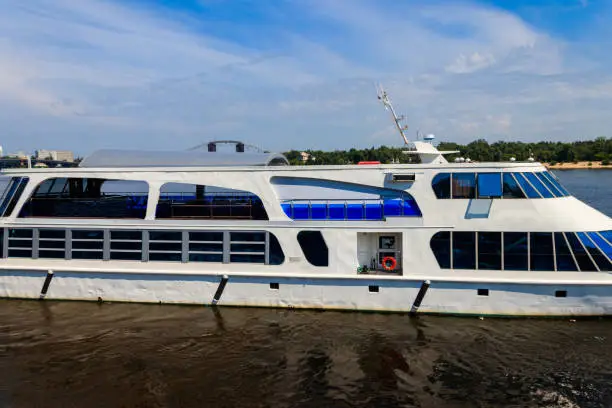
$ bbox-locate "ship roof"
[78,149,289,168]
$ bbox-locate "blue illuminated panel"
[281,197,422,221]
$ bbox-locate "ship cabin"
[0,143,610,279]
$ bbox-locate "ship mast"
[376,85,410,145]
[376,84,459,164]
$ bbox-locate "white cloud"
[446,52,497,74]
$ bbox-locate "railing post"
[223,231,230,264]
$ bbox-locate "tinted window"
[513,173,541,198]
[530,232,554,271]
[588,232,612,261]
[110,252,142,261]
[111,230,142,240]
[8,249,32,258]
[478,232,501,270]
[269,234,285,265]
[150,242,181,252]
[149,231,182,241]
[430,231,451,268]
[39,229,65,239]
[477,173,502,198]
[72,230,103,240]
[452,173,476,199]
[503,232,528,271]
[189,231,223,242]
[231,232,265,242]
[39,250,65,259]
[565,232,597,271]
[149,252,182,262]
[9,229,33,238]
[541,171,570,196]
[189,242,223,252]
[534,172,562,197]
[39,240,65,249]
[230,254,265,263]
[502,173,526,198]
[156,182,268,220]
[189,253,223,262]
[600,230,612,245]
[231,243,265,253]
[71,250,103,260]
[73,240,104,250]
[432,173,451,199]
[8,228,33,259]
[554,232,578,271]
[0,177,29,217]
[453,232,476,269]
[110,241,142,251]
[577,232,611,271]
[524,173,554,198]
[298,231,328,267]
[20,178,148,219]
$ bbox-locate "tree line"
[284,137,612,165]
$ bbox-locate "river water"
[0,169,610,407]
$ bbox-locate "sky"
[0,0,611,155]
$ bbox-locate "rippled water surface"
[0,169,610,407]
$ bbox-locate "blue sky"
[0,0,610,155]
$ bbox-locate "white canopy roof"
[79,149,289,168]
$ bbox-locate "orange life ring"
[382,256,397,271]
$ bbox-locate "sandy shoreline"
[543,161,611,169]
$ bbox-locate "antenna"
[377,84,410,145]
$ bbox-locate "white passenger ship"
[0,93,611,317]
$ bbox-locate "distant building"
[299,151,315,162]
[35,149,74,162]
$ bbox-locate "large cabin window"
[577,232,611,271]
[297,231,328,267]
[432,173,451,199]
[502,174,526,198]
[19,178,148,219]
[430,231,451,268]
[529,232,555,271]
[503,232,528,271]
[0,227,285,265]
[156,183,268,220]
[477,173,502,199]
[430,230,609,272]
[432,172,570,200]
[478,232,502,270]
[451,173,476,199]
[554,232,578,271]
[0,177,29,217]
[452,231,476,269]
[272,177,421,220]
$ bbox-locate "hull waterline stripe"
[410,280,431,315]
[39,270,54,299]
[212,275,229,305]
